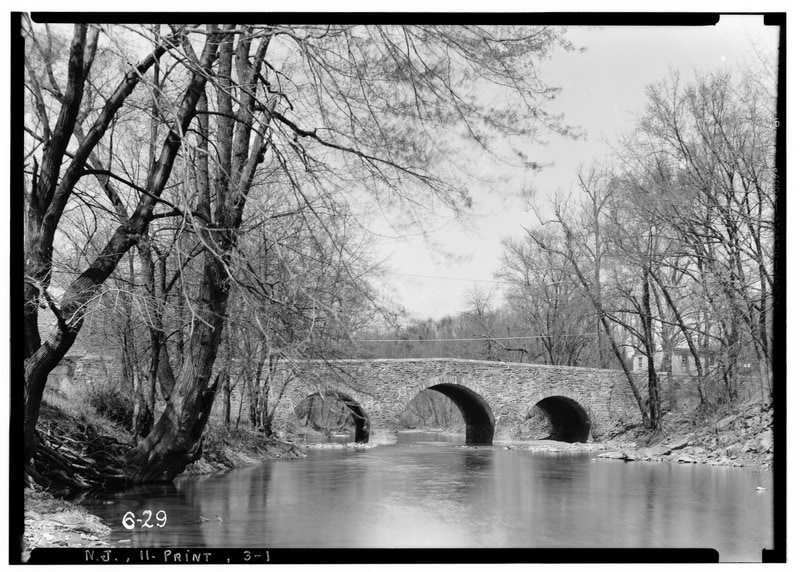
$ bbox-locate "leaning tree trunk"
[640,265,661,429]
[24,230,140,464]
[662,332,676,412]
[649,267,709,412]
[21,28,220,466]
[125,27,272,482]
[561,234,652,428]
[125,252,231,482]
[528,222,654,429]
[23,328,78,464]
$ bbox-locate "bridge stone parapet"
[273,358,641,444]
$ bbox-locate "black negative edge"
[27,12,723,26]
[27,547,720,565]
[9,11,29,567]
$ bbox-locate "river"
[80,433,773,562]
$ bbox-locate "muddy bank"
[179,426,305,476]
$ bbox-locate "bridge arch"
[419,382,495,445]
[278,359,639,444]
[294,388,371,443]
[528,395,592,443]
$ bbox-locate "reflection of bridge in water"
[273,359,642,444]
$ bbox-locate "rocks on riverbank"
[302,441,379,450]
[21,487,111,562]
[595,401,774,470]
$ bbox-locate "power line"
[388,271,573,287]
[389,271,502,284]
[352,334,599,342]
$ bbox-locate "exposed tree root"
[31,410,132,494]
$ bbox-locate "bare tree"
[23,21,220,465]
[525,189,655,428]
[624,68,776,406]
[499,233,595,366]
[23,20,579,482]
[460,285,501,360]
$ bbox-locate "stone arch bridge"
[273,359,642,444]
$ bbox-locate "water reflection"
[81,441,773,561]
[397,430,465,445]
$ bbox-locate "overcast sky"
[373,16,780,322]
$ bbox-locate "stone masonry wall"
[47,353,122,394]
[273,358,640,443]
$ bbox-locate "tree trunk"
[248,373,259,429]
[131,366,143,438]
[663,338,676,412]
[221,371,232,429]
[125,28,269,480]
[649,268,708,411]
[566,238,652,427]
[125,246,231,482]
[263,355,286,436]
[235,375,246,430]
[23,328,78,463]
[640,264,661,428]
[22,30,220,466]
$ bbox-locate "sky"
[373,16,781,322]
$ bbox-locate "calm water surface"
[81,434,773,562]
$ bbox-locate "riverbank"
[20,400,305,561]
[395,402,774,471]
[21,486,111,562]
[179,425,305,476]
[515,400,773,472]
[606,400,773,470]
